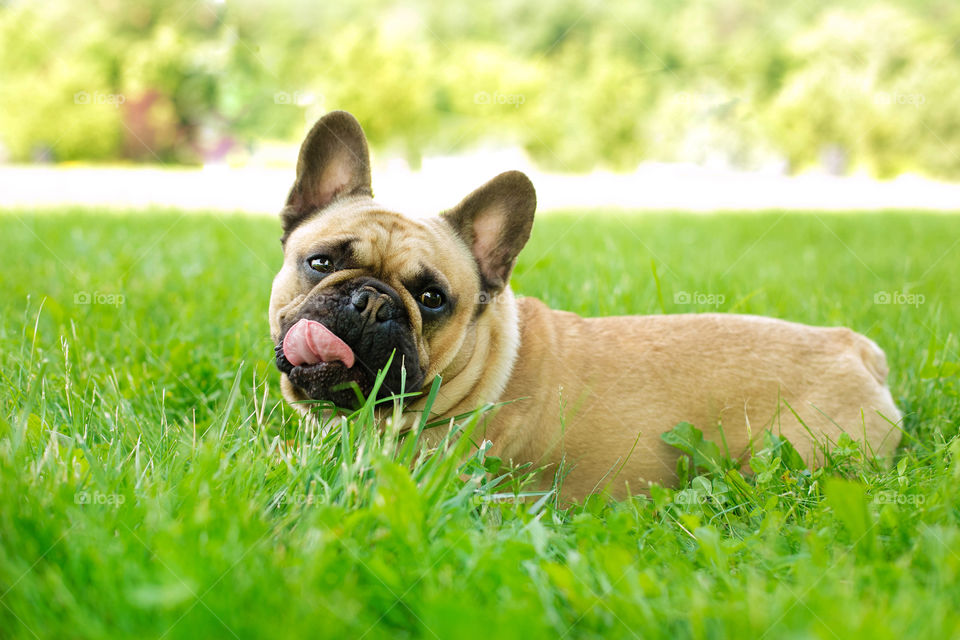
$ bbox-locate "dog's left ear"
[281,111,372,238]
[443,170,537,293]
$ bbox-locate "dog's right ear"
[281,111,372,239]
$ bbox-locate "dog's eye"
[418,287,446,310]
[307,255,335,274]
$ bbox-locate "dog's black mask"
[274,277,424,409]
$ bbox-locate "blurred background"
[2,0,960,211]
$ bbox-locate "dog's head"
[269,111,536,412]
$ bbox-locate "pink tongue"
[282,319,355,368]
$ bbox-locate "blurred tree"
[1,0,959,177]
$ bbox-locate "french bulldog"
[269,111,902,499]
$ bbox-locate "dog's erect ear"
[442,170,537,293]
[281,111,372,237]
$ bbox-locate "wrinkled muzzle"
[274,277,424,408]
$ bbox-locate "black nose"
[351,283,402,323]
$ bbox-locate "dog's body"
[486,299,899,497]
[269,112,902,500]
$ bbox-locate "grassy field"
[1,208,959,639]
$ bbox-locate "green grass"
[1,208,959,639]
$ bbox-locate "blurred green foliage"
[1,0,959,176]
